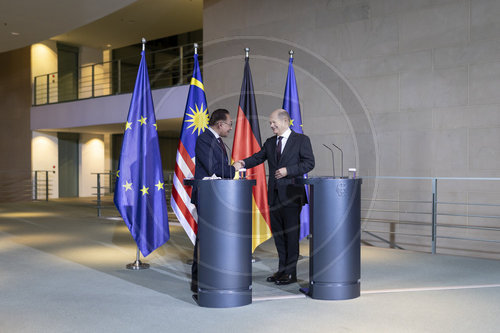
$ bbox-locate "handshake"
[232,160,245,171]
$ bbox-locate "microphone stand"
[322,144,335,178]
[331,143,343,178]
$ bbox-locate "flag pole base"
[126,260,150,270]
[127,247,149,270]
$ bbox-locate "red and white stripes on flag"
[171,53,207,244]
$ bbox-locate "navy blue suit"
[191,128,235,292]
[191,129,235,205]
[244,130,314,276]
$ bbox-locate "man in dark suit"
[190,108,242,293]
[238,109,315,285]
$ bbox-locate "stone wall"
[0,47,32,202]
[203,0,500,258]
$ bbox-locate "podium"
[298,177,362,300]
[184,178,255,308]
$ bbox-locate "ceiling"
[1,0,202,53]
[52,0,203,50]
[0,0,136,53]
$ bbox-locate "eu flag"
[282,55,310,240]
[114,50,169,257]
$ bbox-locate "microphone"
[213,137,227,179]
[221,140,233,179]
[223,141,234,178]
[331,143,343,178]
[322,144,335,178]
[223,141,232,158]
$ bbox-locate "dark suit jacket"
[192,129,235,205]
[243,130,315,207]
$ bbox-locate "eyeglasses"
[219,121,233,127]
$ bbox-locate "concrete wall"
[31,41,58,104]
[31,132,108,199]
[79,46,104,99]
[203,0,500,258]
[79,134,105,197]
[0,47,32,202]
[31,85,189,130]
[32,131,59,199]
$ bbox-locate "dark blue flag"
[114,50,169,257]
[283,56,310,240]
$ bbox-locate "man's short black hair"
[209,108,230,126]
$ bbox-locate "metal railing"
[33,170,54,200]
[361,176,500,258]
[93,171,174,217]
[33,42,203,106]
[92,171,117,217]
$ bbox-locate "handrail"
[92,170,175,217]
[33,42,202,106]
[361,176,500,258]
[32,170,54,201]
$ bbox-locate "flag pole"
[289,49,294,59]
[243,46,262,263]
[125,37,151,271]
[126,247,150,270]
[182,42,200,267]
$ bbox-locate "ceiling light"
[10,32,20,36]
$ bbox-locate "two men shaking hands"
[191,107,314,292]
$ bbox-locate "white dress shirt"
[276,128,292,154]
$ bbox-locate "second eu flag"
[283,54,310,240]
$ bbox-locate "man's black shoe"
[266,272,283,283]
[275,274,297,285]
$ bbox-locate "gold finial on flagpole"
[289,50,294,59]
[194,43,198,55]
[245,48,250,58]
[142,38,146,51]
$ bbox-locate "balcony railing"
[33,42,202,106]
[32,170,54,200]
[361,176,500,259]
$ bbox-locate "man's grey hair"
[276,109,290,122]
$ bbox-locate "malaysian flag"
[171,50,208,244]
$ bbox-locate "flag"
[171,52,208,244]
[282,55,310,240]
[232,57,272,252]
[114,49,169,257]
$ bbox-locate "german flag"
[231,56,272,252]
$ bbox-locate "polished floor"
[0,198,499,332]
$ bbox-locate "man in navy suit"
[238,109,315,285]
[190,109,242,293]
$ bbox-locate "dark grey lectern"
[184,178,255,308]
[298,177,362,300]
